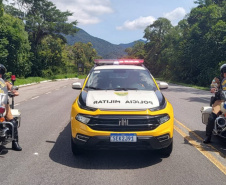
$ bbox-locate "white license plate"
[110,133,137,142]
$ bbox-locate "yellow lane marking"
[174,121,226,175]
[175,118,225,158]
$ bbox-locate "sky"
[8,0,198,45]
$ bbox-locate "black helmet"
[0,64,6,75]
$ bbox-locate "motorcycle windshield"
[0,78,8,105]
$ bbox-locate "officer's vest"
[221,77,226,90]
[0,78,8,105]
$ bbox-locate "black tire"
[158,140,173,157]
[71,136,83,156]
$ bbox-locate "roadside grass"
[11,73,87,86]
[14,77,48,86]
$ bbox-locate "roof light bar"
[94,59,144,65]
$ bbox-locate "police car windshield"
[86,69,157,91]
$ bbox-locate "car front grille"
[87,115,163,132]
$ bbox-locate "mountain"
[119,39,146,49]
[65,28,145,59]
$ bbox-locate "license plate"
[110,133,137,142]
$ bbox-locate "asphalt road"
[0,79,225,185]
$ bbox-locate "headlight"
[157,114,170,124]
[76,114,91,124]
[216,117,226,128]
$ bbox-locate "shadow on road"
[0,146,8,156]
[49,122,166,169]
[185,130,226,159]
[165,84,208,94]
[162,85,211,103]
[183,97,210,104]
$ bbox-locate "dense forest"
[1,0,226,87]
[0,0,99,77]
[126,0,226,87]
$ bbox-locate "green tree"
[37,35,69,77]
[9,0,78,76]
[3,2,24,18]
[0,13,31,77]
[0,0,3,17]
[125,41,145,59]
[143,18,173,76]
[12,0,78,47]
[178,3,225,85]
[72,42,98,73]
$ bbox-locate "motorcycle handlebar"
[8,86,19,98]
[11,86,19,91]
[8,91,15,98]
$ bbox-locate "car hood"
[85,90,160,110]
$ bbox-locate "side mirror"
[158,82,168,89]
[72,82,82,90]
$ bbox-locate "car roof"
[93,65,146,70]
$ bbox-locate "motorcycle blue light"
[223,103,226,109]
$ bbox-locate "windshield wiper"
[85,86,103,90]
[114,88,138,91]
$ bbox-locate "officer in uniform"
[203,64,226,144]
[0,64,22,151]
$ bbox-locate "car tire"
[71,136,83,155]
[158,140,173,157]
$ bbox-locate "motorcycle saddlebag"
[200,106,212,125]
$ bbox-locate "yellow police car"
[71,59,174,156]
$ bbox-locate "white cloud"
[116,7,187,30]
[52,0,113,25]
[116,16,156,30]
[163,7,186,25]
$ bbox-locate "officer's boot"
[10,119,22,151]
[203,113,217,144]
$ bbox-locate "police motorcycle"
[0,76,21,151]
[201,86,226,142]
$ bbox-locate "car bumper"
[72,134,172,150]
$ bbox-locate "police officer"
[203,64,226,144]
[0,64,22,151]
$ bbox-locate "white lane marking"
[33,153,39,156]
[14,103,19,106]
[31,96,39,100]
[45,92,51,94]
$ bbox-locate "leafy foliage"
[5,0,78,76]
[71,42,99,73]
[126,2,226,87]
[0,13,31,77]
[0,0,3,17]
